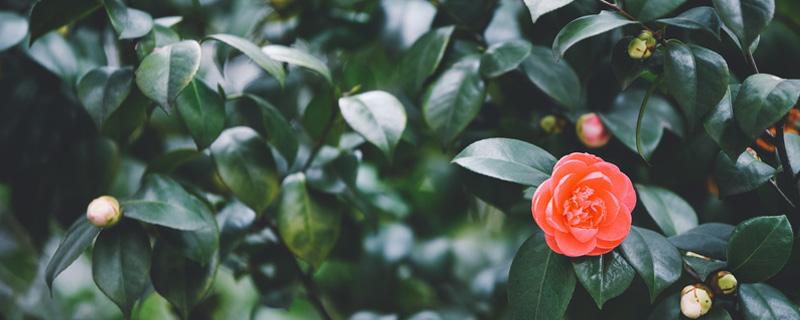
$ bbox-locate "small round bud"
[680,284,713,319]
[86,196,122,228]
[576,113,611,148]
[540,115,565,134]
[712,271,738,295]
[628,38,648,59]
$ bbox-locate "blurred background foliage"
[0,0,799,319]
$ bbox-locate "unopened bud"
[576,113,611,148]
[540,115,565,134]
[86,196,121,228]
[712,271,738,295]
[628,38,648,59]
[680,284,713,319]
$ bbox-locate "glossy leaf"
[727,215,793,283]
[135,24,180,59]
[92,221,151,317]
[656,6,721,39]
[704,85,751,159]
[338,91,407,159]
[733,74,800,138]
[712,0,774,50]
[398,26,455,96]
[102,0,153,39]
[739,283,800,319]
[452,138,556,186]
[552,11,636,57]
[160,201,219,264]
[668,223,734,260]
[277,173,342,268]
[122,174,209,231]
[683,255,727,281]
[27,33,80,84]
[28,0,101,42]
[625,0,687,22]
[210,127,280,214]
[601,90,684,159]
[45,217,101,290]
[217,200,256,258]
[523,0,573,23]
[663,41,729,129]
[786,133,800,176]
[150,241,217,319]
[77,66,135,130]
[521,46,582,110]
[207,34,285,86]
[422,55,485,144]
[247,94,299,165]
[508,232,575,319]
[636,184,698,237]
[480,40,532,78]
[0,12,28,51]
[135,40,201,110]
[262,45,331,83]
[571,251,635,309]
[176,79,225,149]
[714,150,776,196]
[145,149,202,175]
[620,226,682,302]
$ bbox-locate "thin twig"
[635,76,661,164]
[745,51,760,74]
[599,0,652,32]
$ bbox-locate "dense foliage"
[0,0,799,319]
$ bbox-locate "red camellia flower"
[531,153,636,257]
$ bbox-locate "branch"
[599,0,651,32]
[745,51,760,74]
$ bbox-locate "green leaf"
[683,255,727,281]
[611,37,645,89]
[625,0,687,22]
[154,16,182,27]
[398,26,455,96]
[338,91,407,159]
[552,11,637,57]
[150,241,217,319]
[102,86,150,145]
[122,174,210,231]
[739,283,800,319]
[663,41,729,129]
[601,90,685,159]
[45,217,100,290]
[619,226,682,302]
[422,55,486,144]
[521,46,582,110]
[452,138,556,186]
[176,79,225,149]
[646,292,681,320]
[786,133,800,176]
[480,40,532,78]
[714,150,777,196]
[145,149,202,175]
[160,200,219,264]
[210,127,280,214]
[712,0,774,51]
[636,184,698,237]
[668,223,734,260]
[135,40,201,111]
[262,44,332,84]
[28,0,102,43]
[0,12,28,51]
[27,33,79,84]
[571,251,635,309]
[656,6,722,39]
[508,232,575,320]
[102,0,153,39]
[135,24,180,60]
[92,221,151,317]
[523,0,574,23]
[217,200,256,259]
[727,215,793,283]
[733,74,800,138]
[206,34,285,86]
[247,95,299,165]
[77,66,135,130]
[277,173,342,268]
[704,85,751,159]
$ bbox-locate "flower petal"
[555,232,596,257]
[596,206,631,241]
[551,159,587,185]
[532,179,556,234]
[544,233,563,254]
[570,227,598,243]
[596,190,621,227]
[587,246,613,256]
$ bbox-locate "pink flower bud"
[576,113,611,148]
[86,196,122,228]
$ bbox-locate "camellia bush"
[1,0,799,319]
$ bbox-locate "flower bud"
[540,115,565,134]
[576,113,611,148]
[711,271,738,295]
[680,284,713,319]
[86,196,121,228]
[627,37,648,59]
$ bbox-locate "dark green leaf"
[452,138,556,186]
[206,34,285,86]
[601,90,685,159]
[102,86,149,145]
[160,201,219,264]
[611,37,645,89]
[786,133,800,176]
[656,6,722,39]
[45,217,100,290]
[145,149,202,174]
[727,215,793,283]
[150,241,217,319]
[479,39,532,78]
[247,94,299,165]
[176,79,225,149]
[646,292,680,320]
[217,200,256,259]
[620,226,682,302]
[135,24,180,60]
[27,33,79,84]
[122,174,210,231]
[739,283,800,319]
[572,251,635,309]
[714,150,776,196]
[28,0,101,42]
[102,0,153,39]
[733,74,800,138]
[508,232,575,320]
[663,41,729,129]
[338,91,407,159]
[553,11,636,57]
[92,221,151,317]
[523,0,574,23]
[277,173,341,268]
[521,46,582,110]
[625,0,687,22]
[704,85,751,159]
[77,66,134,130]
[0,12,28,51]
[398,26,455,96]
[712,0,774,51]
[262,45,331,84]
[210,127,280,214]
[684,255,727,281]
[668,223,734,260]
[422,55,485,143]
[636,184,698,237]
[135,40,201,110]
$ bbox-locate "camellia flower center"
[563,186,606,228]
